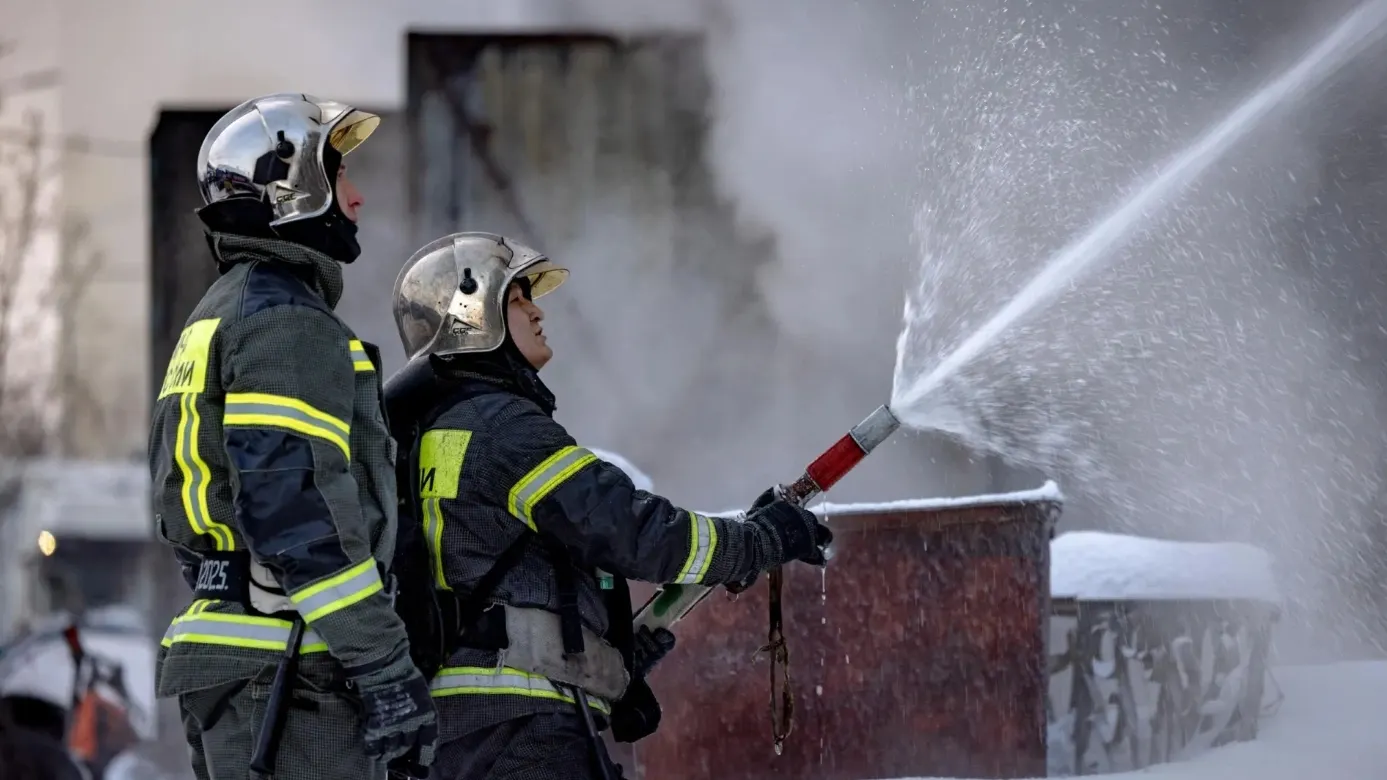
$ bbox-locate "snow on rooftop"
[697,481,1062,520]
[812,480,1063,517]
[1050,530,1280,603]
[696,481,1279,604]
[589,448,654,493]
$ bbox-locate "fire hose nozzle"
[793,404,902,502]
[849,405,900,453]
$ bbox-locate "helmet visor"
[523,261,568,299]
[330,110,380,155]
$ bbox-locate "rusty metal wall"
[638,501,1060,780]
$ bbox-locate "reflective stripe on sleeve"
[348,339,373,372]
[160,609,328,654]
[675,512,718,585]
[429,666,610,713]
[224,392,351,459]
[418,429,473,591]
[289,559,384,623]
[421,497,450,590]
[507,446,599,530]
[177,394,235,550]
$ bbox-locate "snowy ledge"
[813,480,1063,517]
[1051,530,1281,604]
[699,480,1063,520]
[693,478,1278,605]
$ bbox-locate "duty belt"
[188,551,397,613]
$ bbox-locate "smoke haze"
[338,0,1387,656]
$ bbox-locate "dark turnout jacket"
[386,358,777,741]
[148,232,407,695]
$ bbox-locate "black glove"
[631,626,676,678]
[348,650,439,767]
[748,500,833,567]
[725,488,780,595]
[610,677,662,743]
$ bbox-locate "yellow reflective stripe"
[675,512,718,585]
[507,446,598,530]
[160,611,328,654]
[349,339,373,372]
[224,392,351,459]
[418,429,472,591]
[422,497,450,590]
[289,559,383,623]
[176,393,234,550]
[429,666,610,713]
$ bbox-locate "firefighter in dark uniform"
[383,232,832,780]
[148,93,438,780]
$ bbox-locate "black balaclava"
[196,142,363,264]
[432,276,557,415]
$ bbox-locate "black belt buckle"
[192,550,251,603]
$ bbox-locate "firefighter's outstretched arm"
[485,403,830,586]
[219,304,407,668]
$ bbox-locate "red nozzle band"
[805,433,867,493]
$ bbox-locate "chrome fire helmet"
[392,232,568,361]
[196,92,379,228]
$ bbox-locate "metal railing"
[1046,597,1280,775]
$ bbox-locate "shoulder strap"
[451,535,532,630]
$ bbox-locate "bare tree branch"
[0,46,105,522]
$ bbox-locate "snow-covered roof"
[2,458,149,539]
[693,480,1279,604]
[589,448,654,493]
[813,480,1063,517]
[699,480,1063,519]
[1050,530,1281,603]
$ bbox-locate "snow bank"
[589,448,654,493]
[880,660,1387,780]
[1051,530,1280,603]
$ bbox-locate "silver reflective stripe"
[349,343,372,370]
[224,400,349,436]
[161,614,325,653]
[508,446,598,528]
[675,512,717,585]
[430,666,610,713]
[290,561,383,622]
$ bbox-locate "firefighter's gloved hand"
[726,489,780,594]
[748,500,833,568]
[631,626,676,678]
[348,649,439,767]
[610,677,662,743]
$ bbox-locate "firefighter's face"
[507,282,551,370]
[336,164,363,222]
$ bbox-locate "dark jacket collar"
[433,351,558,417]
[207,231,345,310]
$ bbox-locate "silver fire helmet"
[392,232,568,361]
[196,92,380,226]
